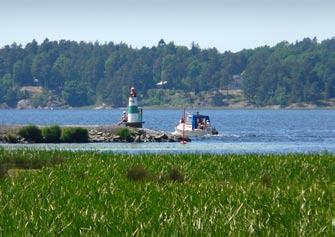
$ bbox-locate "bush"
[42,125,62,143]
[61,127,89,143]
[4,133,18,143]
[18,125,43,143]
[116,128,134,141]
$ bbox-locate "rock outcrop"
[16,99,33,109]
[0,125,189,144]
[88,126,188,143]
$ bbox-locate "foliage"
[0,37,335,108]
[31,92,49,108]
[4,133,18,143]
[0,150,64,178]
[18,125,43,143]
[0,151,333,235]
[42,125,62,143]
[61,127,89,143]
[116,127,134,141]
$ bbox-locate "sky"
[0,0,334,52]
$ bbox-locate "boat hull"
[174,123,213,137]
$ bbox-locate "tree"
[1,37,335,108]
[184,60,203,94]
[51,54,71,90]
[62,81,89,106]
[158,39,166,48]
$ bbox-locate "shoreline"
[1,105,335,110]
[0,125,185,144]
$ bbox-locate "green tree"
[62,81,89,106]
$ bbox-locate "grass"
[0,150,334,235]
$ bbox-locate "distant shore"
[1,105,335,110]
[1,94,335,110]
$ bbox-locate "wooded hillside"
[1,37,334,108]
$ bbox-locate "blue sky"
[1,0,334,52]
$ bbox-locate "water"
[1,109,335,153]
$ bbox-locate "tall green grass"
[0,150,334,235]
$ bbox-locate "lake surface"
[1,109,335,154]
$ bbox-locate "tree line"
[0,37,334,107]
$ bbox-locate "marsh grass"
[0,150,64,178]
[127,165,149,181]
[0,150,333,236]
[169,168,185,182]
[261,173,272,187]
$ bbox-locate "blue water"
[1,109,335,153]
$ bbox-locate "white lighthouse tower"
[126,87,144,128]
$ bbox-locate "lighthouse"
[126,87,144,128]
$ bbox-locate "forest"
[0,37,334,108]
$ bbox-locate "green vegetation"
[0,150,64,177]
[16,125,88,143]
[18,125,43,143]
[61,127,89,143]
[0,150,333,235]
[41,125,62,143]
[169,167,185,182]
[127,165,150,181]
[0,37,334,108]
[4,133,18,143]
[116,127,134,141]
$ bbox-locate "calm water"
[1,109,335,153]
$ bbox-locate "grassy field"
[0,149,334,236]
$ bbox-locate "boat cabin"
[187,114,210,130]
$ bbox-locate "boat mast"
[180,108,187,144]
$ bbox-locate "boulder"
[134,135,141,143]
[112,136,121,142]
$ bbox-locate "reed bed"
[0,149,334,236]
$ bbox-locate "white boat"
[174,113,218,137]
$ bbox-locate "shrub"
[116,127,134,141]
[127,165,149,181]
[4,133,18,143]
[42,125,62,143]
[18,125,42,143]
[169,168,185,182]
[61,127,89,143]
